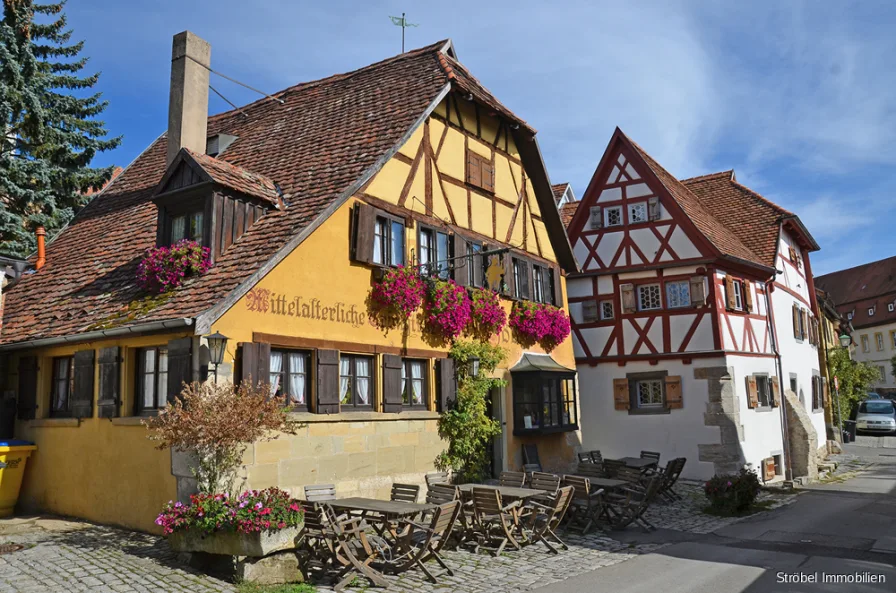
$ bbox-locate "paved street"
[534,445,896,593]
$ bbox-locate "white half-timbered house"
[565,128,827,481]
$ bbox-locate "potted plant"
[367,265,425,331]
[508,301,571,352]
[136,239,212,294]
[468,287,507,340]
[159,488,304,556]
[422,280,471,342]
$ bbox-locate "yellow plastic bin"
[0,440,36,518]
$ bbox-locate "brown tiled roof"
[559,201,579,227]
[552,182,569,204]
[0,40,567,347]
[815,256,896,309]
[84,167,123,196]
[183,149,281,207]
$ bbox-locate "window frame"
[637,283,662,311]
[811,375,823,412]
[665,280,691,309]
[339,354,374,410]
[170,210,205,245]
[418,225,452,280]
[466,240,485,287]
[269,348,312,410]
[532,264,553,304]
[604,205,623,227]
[755,374,773,408]
[401,358,429,410]
[628,202,648,224]
[465,150,495,193]
[876,332,885,352]
[626,371,670,415]
[511,372,578,435]
[732,281,744,311]
[49,356,75,418]
[372,212,406,267]
[861,335,870,353]
[512,257,530,300]
[135,346,169,416]
[600,300,615,320]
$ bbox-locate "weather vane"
[389,12,419,53]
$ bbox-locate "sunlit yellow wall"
[9,333,186,533]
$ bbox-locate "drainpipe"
[35,227,46,270]
[765,274,793,481]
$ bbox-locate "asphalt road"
[535,445,896,593]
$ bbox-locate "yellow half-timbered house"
[0,33,579,532]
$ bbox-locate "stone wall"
[696,366,745,475]
[783,389,818,480]
[172,411,446,501]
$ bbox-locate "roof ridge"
[727,177,792,217]
[680,170,733,184]
[816,254,896,279]
[208,39,451,125]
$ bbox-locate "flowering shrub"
[704,468,762,514]
[367,265,425,331]
[509,302,571,351]
[136,240,211,294]
[155,488,303,536]
[423,280,471,342]
[469,288,506,339]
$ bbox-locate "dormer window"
[170,211,204,244]
[889,303,894,313]
[868,307,875,316]
[848,311,854,321]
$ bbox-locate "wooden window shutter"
[466,151,482,187]
[665,376,683,409]
[16,356,39,420]
[523,259,534,301]
[745,375,759,409]
[503,253,515,297]
[481,158,495,192]
[822,377,829,406]
[800,310,809,340]
[771,376,780,407]
[97,347,121,418]
[589,206,602,230]
[582,301,598,322]
[166,337,193,404]
[473,244,486,288]
[452,236,469,286]
[647,197,660,221]
[743,282,754,312]
[315,349,340,414]
[613,378,630,410]
[764,457,776,481]
[788,246,797,262]
[71,350,95,419]
[792,304,800,339]
[351,202,376,264]
[237,342,270,390]
[620,283,636,314]
[552,267,563,306]
[724,275,736,310]
[382,354,403,413]
[437,357,456,412]
[689,276,706,307]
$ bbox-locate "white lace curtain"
[269,351,283,397]
[288,352,305,405]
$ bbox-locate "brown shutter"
[552,267,563,306]
[316,349,340,414]
[764,457,776,481]
[466,151,482,187]
[382,354,403,413]
[452,236,468,286]
[503,253,515,297]
[238,342,270,390]
[437,357,456,412]
[474,244,486,288]
[745,375,759,409]
[788,246,797,262]
[801,310,809,340]
[613,379,630,410]
[16,356,39,420]
[792,304,800,339]
[647,197,660,221]
[822,377,829,406]
[481,158,495,192]
[743,282,754,312]
[71,350,95,419]
[97,347,121,418]
[582,301,598,322]
[689,276,706,307]
[620,283,636,314]
[351,202,376,264]
[522,259,533,300]
[589,206,602,230]
[724,275,736,310]
[665,375,683,409]
[166,337,193,404]
[771,376,780,407]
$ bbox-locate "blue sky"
[65,0,896,275]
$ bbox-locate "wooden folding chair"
[390,483,420,504]
[518,486,574,553]
[561,476,607,535]
[528,472,561,503]
[498,471,527,488]
[616,466,647,488]
[426,483,459,505]
[658,457,687,501]
[577,452,593,463]
[522,443,541,468]
[573,462,604,480]
[425,471,451,487]
[383,500,462,583]
[602,459,625,478]
[589,450,603,464]
[469,487,521,556]
[640,450,662,464]
[605,477,663,533]
[304,483,337,502]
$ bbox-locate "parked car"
[865,392,883,399]
[855,399,896,435]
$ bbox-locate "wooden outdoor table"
[612,457,657,469]
[587,477,628,490]
[456,483,542,500]
[326,497,436,519]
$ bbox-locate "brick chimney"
[35,226,46,270]
[167,31,211,165]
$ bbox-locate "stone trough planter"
[168,525,302,557]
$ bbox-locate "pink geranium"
[155,488,303,536]
[469,287,507,338]
[509,301,571,351]
[367,266,425,330]
[423,280,472,341]
[136,240,211,294]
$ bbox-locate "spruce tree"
[0,0,121,257]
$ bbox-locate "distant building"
[552,182,580,227]
[815,256,896,396]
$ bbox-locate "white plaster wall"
[726,354,787,473]
[669,226,701,259]
[567,277,593,299]
[577,358,725,480]
[852,320,896,390]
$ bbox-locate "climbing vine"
[435,340,505,483]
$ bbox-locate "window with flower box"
[419,226,452,279]
[373,214,405,267]
[512,257,530,300]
